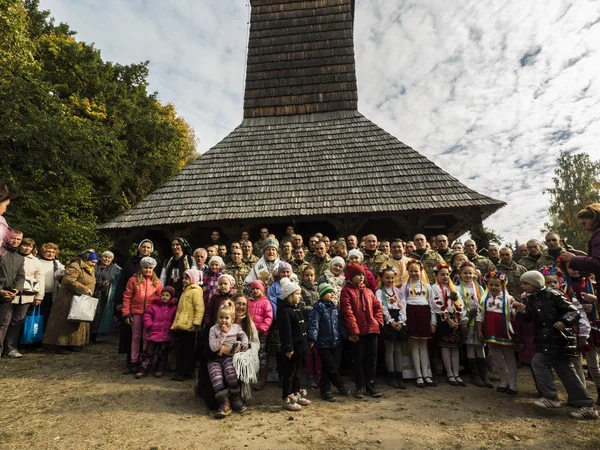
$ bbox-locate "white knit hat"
[140,257,157,268]
[330,256,346,269]
[520,271,545,289]
[280,277,301,300]
[347,249,364,262]
[208,256,225,269]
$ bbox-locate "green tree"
[469,224,503,252]
[0,0,197,259]
[544,150,600,250]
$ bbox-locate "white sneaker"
[570,407,599,420]
[533,397,562,409]
[6,350,23,358]
[296,389,311,406]
[283,394,301,411]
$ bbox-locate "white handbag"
[67,294,99,322]
[22,276,40,295]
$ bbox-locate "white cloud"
[39,0,600,243]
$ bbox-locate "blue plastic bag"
[19,304,44,345]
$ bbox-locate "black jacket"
[277,300,308,360]
[0,248,25,303]
[518,287,580,356]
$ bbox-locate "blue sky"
[39,0,600,244]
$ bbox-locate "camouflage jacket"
[519,254,542,271]
[225,261,250,292]
[436,248,455,264]
[469,254,496,277]
[252,239,266,257]
[536,249,562,270]
[291,259,310,279]
[243,254,259,270]
[309,254,332,279]
[362,249,389,275]
[496,260,527,299]
[409,250,444,284]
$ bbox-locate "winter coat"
[203,290,233,327]
[248,295,273,336]
[307,299,347,348]
[122,274,163,318]
[317,270,345,298]
[202,269,222,304]
[268,280,283,316]
[340,282,384,336]
[171,283,204,332]
[570,228,600,283]
[43,258,96,347]
[277,300,308,360]
[0,248,25,303]
[14,252,44,304]
[518,287,580,356]
[144,296,178,342]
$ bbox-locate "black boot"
[214,390,231,419]
[388,372,399,388]
[229,387,247,413]
[366,380,382,398]
[395,372,407,390]
[477,358,493,388]
[468,358,484,387]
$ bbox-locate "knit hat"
[318,282,335,298]
[345,262,365,280]
[140,256,157,268]
[218,273,236,288]
[80,250,99,261]
[262,237,279,253]
[280,277,301,300]
[184,268,200,285]
[330,256,346,270]
[250,280,267,294]
[138,239,154,252]
[161,286,176,298]
[278,261,292,274]
[348,249,364,262]
[208,256,225,269]
[520,271,545,289]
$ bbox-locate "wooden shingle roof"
[99,0,505,232]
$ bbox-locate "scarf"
[459,280,483,311]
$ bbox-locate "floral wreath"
[483,270,508,285]
[539,265,564,278]
[432,263,452,274]
[378,264,397,278]
[405,259,424,270]
[458,261,476,271]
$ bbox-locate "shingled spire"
[244,0,358,117]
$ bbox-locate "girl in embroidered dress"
[399,260,437,388]
[476,270,520,395]
[431,263,467,387]
[376,265,408,389]
[456,261,491,388]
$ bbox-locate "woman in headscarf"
[160,237,196,298]
[91,250,121,342]
[43,250,98,353]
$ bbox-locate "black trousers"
[174,330,196,376]
[353,333,378,387]
[318,345,344,393]
[281,355,301,399]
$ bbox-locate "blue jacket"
[268,281,282,316]
[307,300,347,349]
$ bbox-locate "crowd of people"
[2,183,600,420]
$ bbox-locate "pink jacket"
[248,295,273,336]
[122,274,163,317]
[143,296,178,342]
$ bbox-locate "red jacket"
[340,282,384,336]
[122,274,163,317]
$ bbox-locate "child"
[457,261,491,388]
[268,262,297,316]
[431,263,467,387]
[171,269,204,381]
[136,286,178,378]
[450,252,470,284]
[208,301,249,418]
[376,265,408,389]
[399,259,437,388]
[317,257,346,299]
[307,283,350,401]
[564,265,600,402]
[122,257,163,373]
[278,278,311,411]
[299,265,321,388]
[203,273,236,327]
[347,249,376,292]
[202,256,224,304]
[477,271,519,394]
[248,280,273,390]
[340,263,384,398]
[516,271,598,420]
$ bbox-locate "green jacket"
[435,248,455,264]
[309,254,331,279]
[469,254,496,277]
[409,250,444,284]
[496,260,527,298]
[292,259,310,279]
[362,249,389,275]
[225,262,250,293]
[536,249,562,270]
[519,254,542,271]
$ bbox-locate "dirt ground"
[1,335,599,450]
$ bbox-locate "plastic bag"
[19,304,44,344]
[68,294,99,322]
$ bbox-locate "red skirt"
[407,304,432,339]
[483,311,512,346]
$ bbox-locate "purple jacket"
[570,228,600,282]
[144,296,178,343]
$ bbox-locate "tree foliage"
[469,224,503,251]
[544,150,600,250]
[0,0,197,258]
